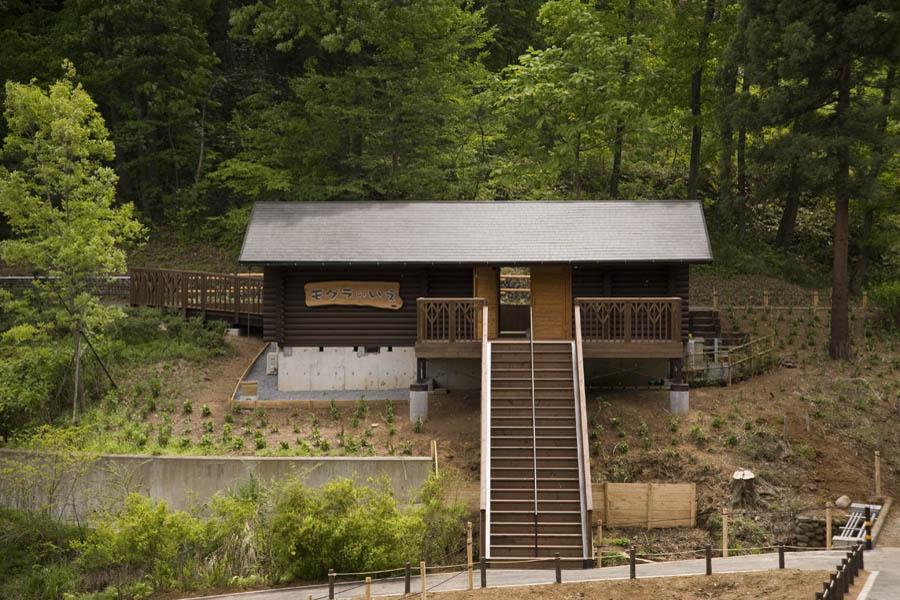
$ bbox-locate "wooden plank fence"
[594,482,696,529]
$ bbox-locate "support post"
[181,272,188,318]
[722,509,729,558]
[480,556,486,589]
[467,521,473,590]
[763,291,769,308]
[827,505,833,550]
[713,290,719,310]
[555,553,561,584]
[629,547,636,579]
[865,506,872,550]
[233,276,240,323]
[365,577,371,600]
[813,291,819,310]
[405,562,411,594]
[328,569,335,600]
[841,559,849,594]
[420,561,427,600]
[846,553,854,584]
[862,291,868,311]
[778,542,784,569]
[875,451,881,496]
[705,544,711,575]
[859,543,865,571]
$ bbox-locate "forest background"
[1,0,898,341]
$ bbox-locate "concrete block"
[670,383,689,414]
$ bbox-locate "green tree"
[738,0,900,359]
[0,62,145,421]
[217,0,492,203]
[58,0,220,224]
[496,0,652,200]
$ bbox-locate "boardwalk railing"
[129,267,263,320]
[416,298,485,343]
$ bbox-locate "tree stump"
[731,469,757,508]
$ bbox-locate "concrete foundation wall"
[0,449,432,519]
[278,346,416,391]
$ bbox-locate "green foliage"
[76,493,204,591]
[329,400,340,421]
[870,281,900,329]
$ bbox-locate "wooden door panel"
[473,266,499,339]
[531,265,572,340]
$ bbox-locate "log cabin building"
[240,200,712,565]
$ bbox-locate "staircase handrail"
[574,305,594,563]
[479,304,490,557]
[529,307,539,554]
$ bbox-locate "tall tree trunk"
[687,0,716,199]
[851,67,893,294]
[830,60,852,361]
[609,0,636,199]
[717,65,737,216]
[72,326,82,424]
[736,75,749,238]
[774,160,800,248]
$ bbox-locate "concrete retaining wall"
[278,346,417,391]
[0,449,433,518]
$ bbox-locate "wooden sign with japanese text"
[304,281,403,310]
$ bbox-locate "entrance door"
[530,265,572,340]
[474,266,500,339]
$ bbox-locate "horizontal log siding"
[263,266,474,347]
[572,264,690,342]
[263,266,284,343]
[426,267,474,298]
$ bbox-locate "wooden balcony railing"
[129,267,263,320]
[415,298,485,358]
[575,297,683,358]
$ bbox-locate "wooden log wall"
[263,266,473,346]
[572,264,690,341]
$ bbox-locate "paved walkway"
[179,547,900,600]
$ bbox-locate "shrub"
[870,281,900,328]
[75,493,204,591]
[261,476,421,581]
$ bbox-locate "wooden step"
[490,476,579,489]
[491,436,579,448]
[490,545,583,558]
[491,467,578,479]
[492,406,575,418]
[491,446,577,458]
[491,489,581,501]
[491,522,583,535]
[491,510,582,523]
[491,533,583,547]
[491,416,575,427]
[491,499,581,513]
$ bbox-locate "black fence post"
[823,580,830,599]
[865,506,872,550]
[705,544,712,575]
[846,552,854,583]
[629,547,636,579]
[328,569,335,600]
[555,553,561,584]
[859,543,865,571]
[841,559,849,594]
[480,556,487,589]
[778,542,784,569]
[405,562,411,594]
[815,592,823,600]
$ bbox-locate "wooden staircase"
[484,339,591,566]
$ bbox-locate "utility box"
[266,352,278,375]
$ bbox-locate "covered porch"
[414,297,684,359]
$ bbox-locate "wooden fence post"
[467,521,473,590]
[420,561,427,599]
[813,291,819,311]
[405,562,411,594]
[875,451,881,496]
[690,483,697,527]
[722,509,729,558]
[365,577,371,600]
[705,544,712,575]
[862,291,868,311]
[763,291,769,308]
[712,290,719,311]
[233,275,240,323]
[181,272,188,318]
[200,273,207,320]
[328,569,335,600]
[646,483,653,530]
[827,505,833,551]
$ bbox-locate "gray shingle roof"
[239,201,713,264]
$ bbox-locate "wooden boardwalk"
[129,267,263,327]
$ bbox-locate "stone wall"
[794,515,847,548]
